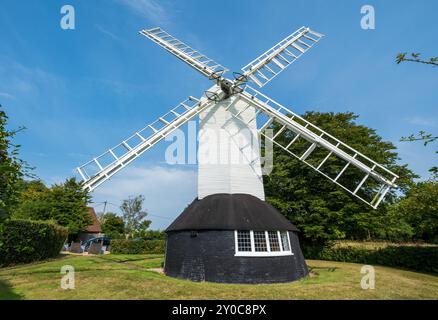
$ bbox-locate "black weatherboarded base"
[164,194,308,284]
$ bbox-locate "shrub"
[140,230,166,240]
[303,243,438,273]
[111,239,165,254]
[0,219,68,267]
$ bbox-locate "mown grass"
[0,254,437,300]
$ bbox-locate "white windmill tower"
[77,26,398,283]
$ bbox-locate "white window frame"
[235,230,252,253]
[234,230,294,257]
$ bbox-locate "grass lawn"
[0,254,437,300]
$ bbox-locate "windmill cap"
[166,193,299,232]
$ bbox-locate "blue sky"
[1,0,437,229]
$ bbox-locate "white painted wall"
[198,95,265,200]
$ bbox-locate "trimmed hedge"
[111,239,165,254]
[303,245,438,274]
[0,219,68,267]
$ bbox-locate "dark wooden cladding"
[164,230,308,284]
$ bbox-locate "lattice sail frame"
[77,91,218,191]
[140,28,228,79]
[226,86,398,208]
[242,27,324,88]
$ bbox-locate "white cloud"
[91,165,197,229]
[0,59,64,102]
[407,116,438,128]
[116,0,170,25]
[0,92,14,100]
[95,24,120,41]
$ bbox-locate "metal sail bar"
[241,27,323,88]
[77,95,216,191]
[140,27,229,79]
[231,86,398,209]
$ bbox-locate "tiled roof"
[84,207,102,233]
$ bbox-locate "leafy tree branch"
[401,130,437,146]
[400,131,438,177]
[396,52,438,67]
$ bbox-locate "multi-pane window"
[254,231,268,252]
[268,231,281,251]
[280,231,290,251]
[235,230,292,256]
[237,231,251,252]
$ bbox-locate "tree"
[0,106,31,220]
[120,195,151,238]
[396,52,438,67]
[12,178,91,234]
[141,230,166,240]
[401,131,438,178]
[263,111,416,245]
[12,180,50,219]
[101,212,125,237]
[391,181,438,243]
[396,52,437,179]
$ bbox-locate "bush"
[0,219,68,267]
[140,230,166,240]
[111,239,165,254]
[303,244,438,273]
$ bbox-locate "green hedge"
[111,239,165,254]
[303,245,438,273]
[0,219,68,267]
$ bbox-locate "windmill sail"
[231,86,398,208]
[77,94,216,191]
[241,27,323,88]
[140,27,229,79]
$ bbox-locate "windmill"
[76,26,398,283]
